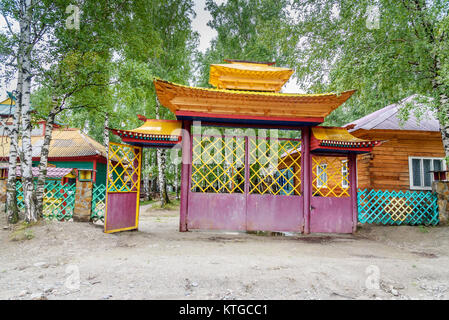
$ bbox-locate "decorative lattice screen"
[249,138,301,195]
[191,135,245,193]
[312,156,349,197]
[358,189,439,225]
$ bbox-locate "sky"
[0,0,301,100]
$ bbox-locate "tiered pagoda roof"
[209,59,294,92]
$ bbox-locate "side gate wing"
[104,142,142,233]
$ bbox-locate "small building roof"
[346,94,439,132]
[0,103,15,117]
[0,129,107,160]
[110,116,182,148]
[311,127,382,154]
[16,167,75,179]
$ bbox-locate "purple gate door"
[104,142,142,233]
[187,131,304,232]
[309,154,354,233]
[187,135,247,230]
[246,136,304,232]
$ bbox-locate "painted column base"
[73,181,93,222]
[0,179,6,204]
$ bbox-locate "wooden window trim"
[317,163,327,188]
[341,159,349,188]
[408,156,446,191]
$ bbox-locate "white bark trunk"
[174,163,179,200]
[439,92,449,162]
[35,103,57,218]
[20,0,36,222]
[155,97,169,206]
[5,89,21,223]
[104,112,109,153]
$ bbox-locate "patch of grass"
[140,199,157,206]
[151,199,180,210]
[9,221,39,241]
[418,225,430,233]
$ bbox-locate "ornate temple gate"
[103,60,381,234]
[187,129,304,232]
[104,142,142,233]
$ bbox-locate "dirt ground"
[1,203,449,300]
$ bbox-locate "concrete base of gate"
[73,181,93,222]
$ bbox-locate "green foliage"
[196,0,294,87]
[288,0,449,126]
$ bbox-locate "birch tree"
[287,0,449,152]
[0,0,55,222]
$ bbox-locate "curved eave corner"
[107,117,182,149]
[311,126,383,154]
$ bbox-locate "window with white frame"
[341,160,349,188]
[317,163,328,188]
[409,157,446,190]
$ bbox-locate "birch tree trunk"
[432,53,449,164]
[20,0,37,222]
[35,105,57,218]
[438,92,449,162]
[5,85,22,224]
[155,97,170,206]
[104,112,109,154]
[174,163,179,200]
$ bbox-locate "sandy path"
[1,204,449,300]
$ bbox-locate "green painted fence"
[16,181,107,222]
[16,181,76,220]
[91,183,106,222]
[358,189,439,225]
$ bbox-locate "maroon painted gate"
[104,142,142,233]
[187,131,304,232]
[309,154,355,233]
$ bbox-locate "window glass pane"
[317,164,327,187]
[412,159,421,187]
[423,159,431,187]
[434,159,442,172]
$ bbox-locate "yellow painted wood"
[154,79,356,120]
[123,119,182,136]
[209,61,294,92]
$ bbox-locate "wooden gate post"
[302,127,311,234]
[179,120,192,232]
[349,153,358,233]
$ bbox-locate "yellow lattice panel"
[249,138,301,195]
[385,197,412,222]
[191,136,245,193]
[312,156,349,197]
[107,142,142,193]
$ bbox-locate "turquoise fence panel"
[91,183,106,222]
[16,181,25,211]
[358,189,439,225]
[16,180,76,221]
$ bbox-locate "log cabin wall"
[352,129,445,191]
